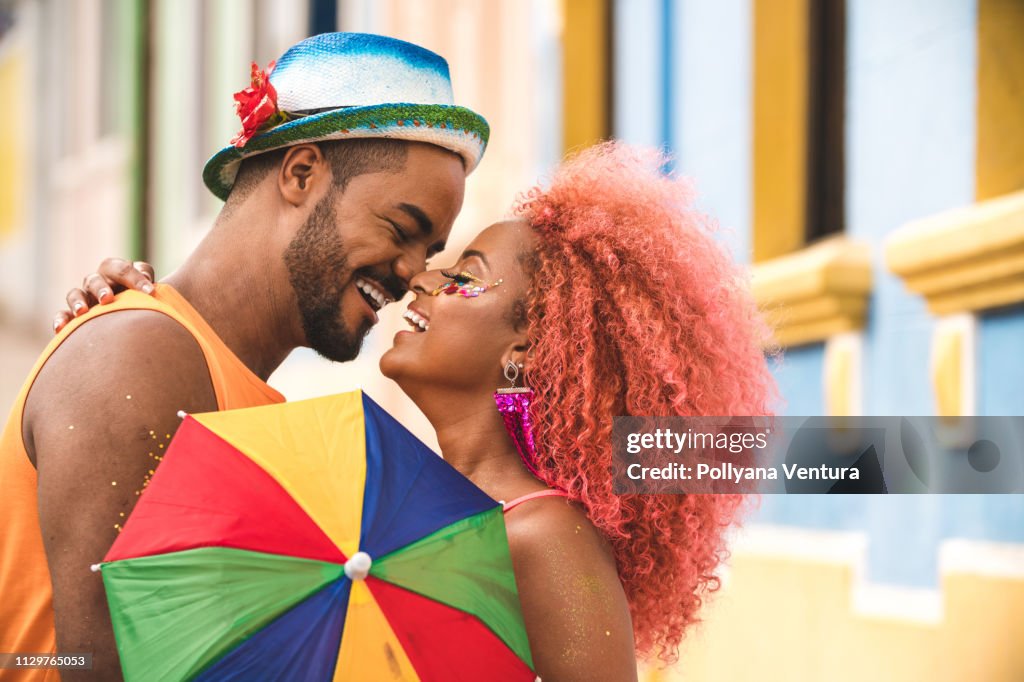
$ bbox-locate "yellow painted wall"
[932,320,965,417]
[562,0,610,152]
[824,337,855,416]
[976,0,1024,200]
[752,0,809,262]
[0,48,26,240]
[653,549,1024,681]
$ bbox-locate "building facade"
[603,1,1024,679]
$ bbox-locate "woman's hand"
[54,259,156,334]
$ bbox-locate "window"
[752,0,846,261]
[805,0,845,243]
[309,0,338,36]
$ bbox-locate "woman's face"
[380,219,536,396]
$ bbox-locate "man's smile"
[355,277,394,312]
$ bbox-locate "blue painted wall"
[672,0,752,264]
[978,305,1024,415]
[770,344,825,416]
[756,493,1024,587]
[612,0,664,150]
[847,0,977,417]
[614,0,752,263]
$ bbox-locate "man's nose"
[393,247,429,289]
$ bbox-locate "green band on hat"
[203,103,489,201]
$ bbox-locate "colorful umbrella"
[94,391,536,681]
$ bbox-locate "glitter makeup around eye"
[430,271,503,298]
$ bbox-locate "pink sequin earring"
[494,360,541,477]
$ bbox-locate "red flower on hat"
[229,60,286,148]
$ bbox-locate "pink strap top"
[502,489,571,513]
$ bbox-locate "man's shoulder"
[42,308,212,386]
[24,308,218,456]
[70,306,197,343]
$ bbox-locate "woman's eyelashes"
[440,269,477,284]
[432,269,503,298]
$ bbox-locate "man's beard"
[283,191,369,362]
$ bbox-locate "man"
[0,32,488,680]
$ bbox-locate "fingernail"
[98,288,112,302]
[53,318,63,332]
[140,282,154,294]
[73,301,85,316]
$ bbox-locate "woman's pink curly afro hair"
[514,141,777,662]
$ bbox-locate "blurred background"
[1,0,1022,679]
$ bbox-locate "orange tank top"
[0,284,284,680]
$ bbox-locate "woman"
[60,142,776,680]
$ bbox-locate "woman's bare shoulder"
[504,497,639,682]
[504,496,610,564]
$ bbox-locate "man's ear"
[278,144,329,206]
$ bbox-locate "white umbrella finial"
[343,551,373,581]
